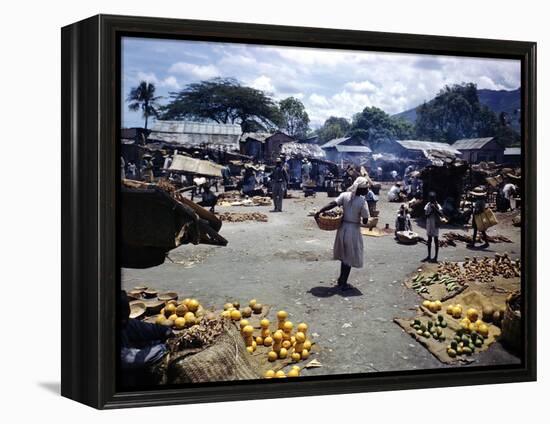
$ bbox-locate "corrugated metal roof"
[396,140,460,155]
[451,137,494,150]
[148,131,240,147]
[280,142,326,159]
[239,132,273,143]
[150,120,242,136]
[335,145,372,153]
[504,147,521,155]
[320,137,350,148]
[148,120,241,147]
[168,154,224,177]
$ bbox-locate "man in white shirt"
[387,182,402,202]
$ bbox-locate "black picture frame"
[61,14,537,409]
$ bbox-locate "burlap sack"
[167,324,261,384]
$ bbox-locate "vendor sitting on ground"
[315,176,370,291]
[387,182,403,202]
[395,204,413,237]
[197,184,218,213]
[119,291,174,388]
[423,191,445,263]
[468,186,490,249]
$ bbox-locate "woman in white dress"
[315,177,370,290]
[423,191,445,263]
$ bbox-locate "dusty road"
[122,185,521,376]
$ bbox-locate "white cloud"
[136,72,180,89]
[249,75,275,92]
[168,62,220,79]
[123,38,521,129]
[136,72,159,85]
[345,80,377,93]
[309,93,330,107]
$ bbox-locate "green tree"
[414,83,513,143]
[349,106,415,149]
[278,97,310,138]
[316,116,351,143]
[127,81,162,130]
[161,77,282,133]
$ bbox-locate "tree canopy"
[127,81,162,130]
[278,97,310,139]
[160,77,282,133]
[349,106,415,149]
[316,116,351,143]
[414,83,517,144]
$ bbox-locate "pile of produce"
[437,262,467,285]
[320,209,343,218]
[446,303,504,324]
[422,299,443,313]
[462,254,520,283]
[225,302,313,378]
[154,297,205,330]
[446,329,486,358]
[216,212,268,223]
[409,315,448,341]
[441,306,492,358]
[411,272,463,294]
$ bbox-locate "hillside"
[394,88,521,130]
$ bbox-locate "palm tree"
[127,81,161,130]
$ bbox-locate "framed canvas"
[61,14,536,409]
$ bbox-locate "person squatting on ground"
[315,176,370,291]
[271,157,289,212]
[468,186,490,248]
[423,191,445,263]
[395,204,413,237]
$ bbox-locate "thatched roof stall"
[121,180,227,269]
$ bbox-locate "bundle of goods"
[315,208,343,231]
[216,212,268,223]
[251,196,272,206]
[167,317,260,383]
[439,232,512,247]
[396,230,419,244]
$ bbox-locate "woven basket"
[500,291,521,353]
[316,214,342,231]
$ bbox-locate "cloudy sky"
[122,37,520,129]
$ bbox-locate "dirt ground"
[122,183,521,376]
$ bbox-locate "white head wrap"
[348,176,370,197]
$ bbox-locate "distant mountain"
[393,88,521,130]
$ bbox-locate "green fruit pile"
[446,328,485,358]
[411,272,461,294]
[410,315,448,341]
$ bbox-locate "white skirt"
[333,222,364,268]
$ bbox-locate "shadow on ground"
[308,285,363,298]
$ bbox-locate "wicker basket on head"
[316,213,342,231]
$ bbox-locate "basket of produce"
[316,209,343,231]
[500,291,521,353]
